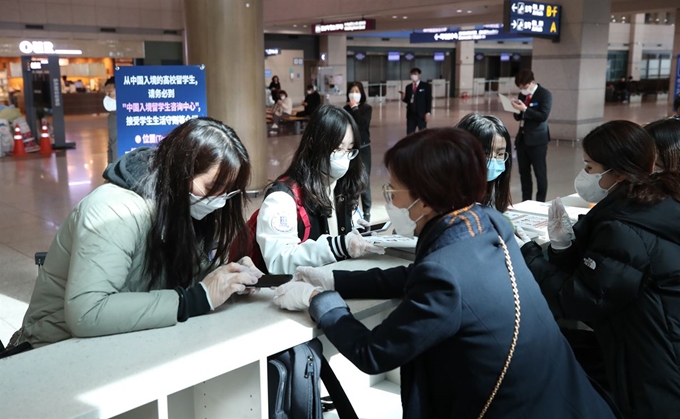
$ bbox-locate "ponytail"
[628,170,680,205]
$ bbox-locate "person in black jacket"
[273,128,617,419]
[401,67,432,135]
[511,69,552,202]
[519,120,680,419]
[296,84,321,117]
[344,82,373,221]
[268,75,281,103]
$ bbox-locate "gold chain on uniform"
[477,236,521,419]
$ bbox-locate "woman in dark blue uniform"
[273,128,616,419]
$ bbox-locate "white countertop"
[0,255,409,419]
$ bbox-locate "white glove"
[548,197,575,250]
[273,281,321,311]
[513,226,532,248]
[235,256,265,295]
[345,230,385,258]
[295,266,334,290]
[356,218,371,231]
[201,262,262,308]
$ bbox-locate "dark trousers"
[407,114,427,135]
[516,136,548,202]
[359,145,372,220]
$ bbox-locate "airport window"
[641,53,672,79]
[607,51,628,82]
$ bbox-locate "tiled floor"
[0,97,674,344]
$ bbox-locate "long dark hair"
[455,113,513,212]
[644,117,680,171]
[141,117,251,290]
[278,105,367,216]
[582,120,680,205]
[385,128,487,213]
[346,81,367,104]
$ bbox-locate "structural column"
[670,9,680,108]
[455,39,474,97]
[183,0,267,189]
[531,0,611,140]
[319,35,347,105]
[628,14,645,81]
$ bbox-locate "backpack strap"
[278,177,311,242]
[320,354,359,419]
[289,183,311,242]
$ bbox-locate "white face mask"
[329,157,350,179]
[520,88,531,96]
[307,90,313,94]
[279,95,286,100]
[349,92,361,103]
[410,74,420,82]
[189,182,239,220]
[573,168,615,203]
[385,200,424,239]
[103,96,116,112]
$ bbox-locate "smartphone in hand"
[249,274,293,288]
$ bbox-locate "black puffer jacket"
[521,187,680,419]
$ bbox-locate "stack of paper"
[509,200,590,223]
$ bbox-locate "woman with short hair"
[273,128,616,419]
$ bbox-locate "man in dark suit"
[401,68,432,134]
[511,69,552,202]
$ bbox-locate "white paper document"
[498,93,521,114]
[365,234,418,249]
[510,200,590,223]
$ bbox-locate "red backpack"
[236,179,311,273]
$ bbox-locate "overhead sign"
[410,27,525,43]
[265,48,280,56]
[504,1,561,38]
[19,40,82,55]
[115,65,207,157]
[312,19,376,34]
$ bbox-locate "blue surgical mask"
[487,159,505,182]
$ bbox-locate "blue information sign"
[504,1,561,38]
[410,27,527,43]
[115,65,207,157]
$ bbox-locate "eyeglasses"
[330,149,359,161]
[487,151,509,162]
[193,181,241,200]
[382,183,409,205]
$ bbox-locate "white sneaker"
[271,124,278,129]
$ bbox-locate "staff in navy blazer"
[273,128,617,419]
[401,67,432,135]
[512,69,552,202]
